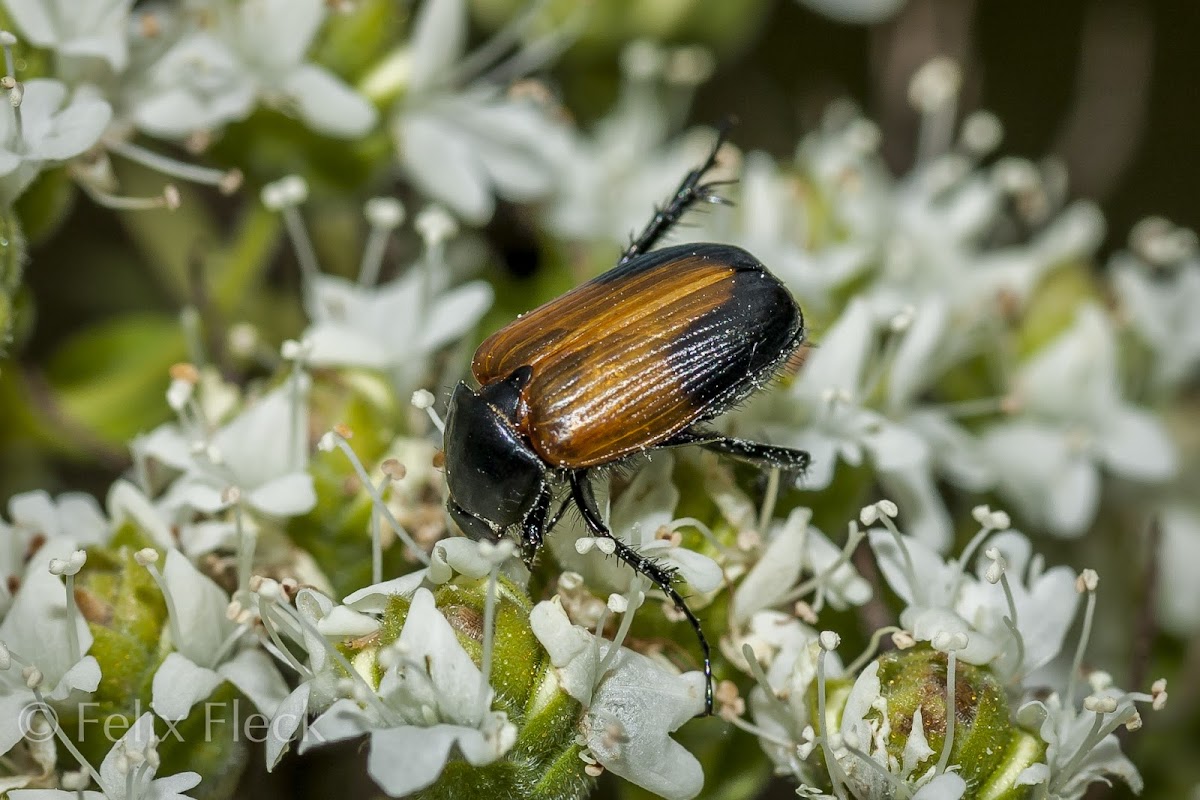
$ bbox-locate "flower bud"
[820,647,1045,795]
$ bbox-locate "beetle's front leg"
[569,470,715,716]
[518,482,552,567]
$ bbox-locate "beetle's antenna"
[618,121,739,266]
[569,472,714,716]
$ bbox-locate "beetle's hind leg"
[569,471,715,717]
[619,121,737,266]
[668,428,811,475]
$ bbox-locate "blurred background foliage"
[1,0,1197,797]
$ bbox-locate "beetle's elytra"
[443,128,811,715]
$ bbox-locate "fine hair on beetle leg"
[569,470,715,716]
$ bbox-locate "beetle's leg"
[666,427,811,475]
[569,471,715,716]
[519,483,553,567]
[619,122,737,266]
[545,496,572,534]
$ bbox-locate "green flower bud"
[357,574,594,800]
[818,646,1045,799]
[62,543,250,794]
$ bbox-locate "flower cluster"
[0,0,1193,798]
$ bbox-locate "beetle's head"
[443,371,545,542]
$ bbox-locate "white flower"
[731,507,870,626]
[746,616,836,778]
[392,0,572,223]
[531,597,706,800]
[1016,690,1143,799]
[0,543,101,757]
[129,0,376,139]
[546,90,711,246]
[869,525,1077,681]
[981,304,1177,537]
[149,551,288,723]
[262,549,503,772]
[261,587,353,769]
[548,453,723,595]
[0,79,112,204]
[138,374,316,518]
[1111,249,1200,392]
[2,0,132,70]
[10,712,201,800]
[303,268,493,394]
[743,299,951,548]
[1157,504,1200,635]
[301,588,516,797]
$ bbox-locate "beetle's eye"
[448,501,503,542]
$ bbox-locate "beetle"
[443,129,811,715]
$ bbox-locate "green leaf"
[43,313,186,445]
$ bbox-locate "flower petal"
[266,683,311,770]
[163,549,235,667]
[218,648,290,717]
[732,508,812,624]
[282,64,377,139]
[247,473,316,517]
[367,725,459,796]
[151,653,223,722]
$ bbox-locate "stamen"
[478,7,587,86]
[1066,569,1099,708]
[598,579,646,678]
[411,390,445,433]
[75,180,180,211]
[932,631,969,775]
[816,632,849,800]
[414,205,457,330]
[667,517,733,556]
[740,643,790,724]
[725,712,797,750]
[279,344,310,473]
[1051,709,1108,792]
[587,606,611,678]
[256,601,312,679]
[947,508,1007,598]
[449,0,553,87]
[0,32,23,145]
[872,509,923,606]
[843,739,910,795]
[844,625,903,675]
[262,176,320,285]
[106,139,242,194]
[475,540,514,723]
[318,430,431,565]
[909,56,963,163]
[233,504,255,594]
[259,585,398,725]
[358,197,404,287]
[49,549,87,664]
[985,547,1027,679]
[370,473,391,586]
[136,550,185,650]
[779,523,864,606]
[757,467,780,536]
